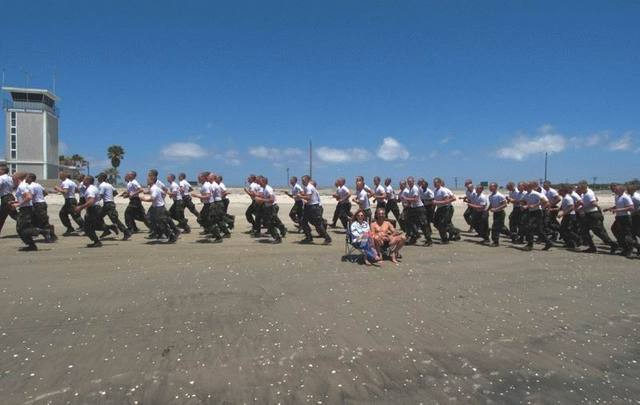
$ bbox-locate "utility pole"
[286,167,289,187]
[454,176,458,189]
[544,152,548,182]
[592,176,597,188]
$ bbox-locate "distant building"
[2,86,59,179]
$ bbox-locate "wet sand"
[1,192,639,404]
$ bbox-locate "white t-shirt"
[150,184,165,207]
[263,184,275,207]
[488,191,506,211]
[385,185,396,201]
[179,179,192,198]
[169,181,182,201]
[524,190,547,211]
[420,187,434,201]
[0,174,13,197]
[249,182,261,200]
[16,181,32,207]
[356,188,371,210]
[85,184,101,206]
[465,187,476,201]
[219,182,227,197]
[475,192,489,211]
[581,189,599,213]
[615,193,633,217]
[211,181,222,202]
[291,183,303,200]
[127,179,142,198]
[508,188,520,202]
[60,178,77,199]
[632,191,640,212]
[544,187,560,206]
[305,183,321,206]
[155,179,166,190]
[336,185,350,201]
[407,185,424,208]
[560,194,575,215]
[98,182,115,203]
[400,187,410,207]
[374,184,386,202]
[434,186,454,207]
[200,182,212,202]
[29,182,46,203]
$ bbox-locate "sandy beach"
[0,191,638,404]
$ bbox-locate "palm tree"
[107,145,125,169]
[71,154,84,168]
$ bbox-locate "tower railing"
[2,98,59,116]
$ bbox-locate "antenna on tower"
[1,68,5,88]
[309,139,313,179]
[52,68,57,93]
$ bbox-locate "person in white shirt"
[372,176,387,210]
[285,176,304,227]
[210,173,232,238]
[555,185,580,249]
[298,175,331,244]
[54,171,85,235]
[466,184,490,244]
[506,182,524,242]
[26,173,57,242]
[576,180,618,253]
[245,174,262,229]
[139,171,178,243]
[330,177,352,229]
[433,177,461,243]
[77,175,87,206]
[349,209,380,266]
[604,184,639,257]
[403,177,432,246]
[96,173,130,241]
[398,180,409,233]
[10,172,43,251]
[353,180,372,222]
[0,165,18,234]
[418,178,435,228]
[122,171,150,233]
[74,175,106,248]
[384,178,401,225]
[191,171,223,242]
[462,179,476,232]
[167,173,190,233]
[627,183,640,245]
[542,181,561,241]
[521,180,553,251]
[253,176,287,243]
[487,183,508,247]
[178,173,199,217]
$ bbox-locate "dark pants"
[424,202,435,224]
[406,206,432,242]
[434,206,459,242]
[59,198,84,231]
[632,212,640,241]
[559,215,579,248]
[0,194,18,234]
[223,198,230,214]
[214,201,231,236]
[582,211,616,249]
[471,210,489,240]
[334,201,352,228]
[463,206,474,228]
[125,197,149,232]
[84,205,104,244]
[16,207,39,247]
[376,200,387,211]
[289,200,303,224]
[183,196,199,217]
[525,210,550,247]
[101,202,127,233]
[33,202,55,238]
[263,204,286,240]
[301,204,330,240]
[611,216,638,253]
[246,201,257,226]
[169,199,190,231]
[543,209,560,239]
[385,199,402,224]
[148,205,176,239]
[509,206,522,237]
[491,210,505,243]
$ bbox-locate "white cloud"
[316,146,370,163]
[608,133,633,151]
[585,132,609,147]
[376,137,410,161]
[496,125,566,161]
[248,146,303,160]
[215,149,241,166]
[161,142,208,159]
[440,136,453,144]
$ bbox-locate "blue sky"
[1,0,639,187]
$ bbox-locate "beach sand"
[1,191,638,403]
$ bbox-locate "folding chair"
[342,219,365,263]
